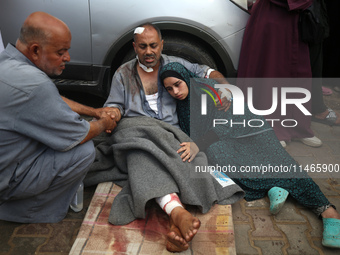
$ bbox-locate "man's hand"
[92,107,121,122]
[105,107,122,122]
[80,111,117,144]
[177,142,199,162]
[61,97,122,123]
[97,111,117,134]
[92,107,121,133]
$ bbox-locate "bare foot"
[170,206,201,242]
[166,219,189,252]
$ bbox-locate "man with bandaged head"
[104,23,239,252]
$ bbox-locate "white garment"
[145,92,158,114]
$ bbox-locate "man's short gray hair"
[19,25,49,45]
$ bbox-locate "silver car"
[0,0,250,98]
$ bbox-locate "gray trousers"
[0,141,95,223]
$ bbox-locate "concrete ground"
[0,88,339,255]
[232,89,340,255]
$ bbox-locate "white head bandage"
[134,27,145,34]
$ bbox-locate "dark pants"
[309,42,328,115]
[323,0,340,79]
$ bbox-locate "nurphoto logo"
[200,83,311,128]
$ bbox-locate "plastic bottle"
[70,182,84,212]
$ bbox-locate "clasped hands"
[92,107,121,133]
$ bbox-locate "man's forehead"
[136,39,158,45]
[135,31,160,44]
[48,33,71,49]
[136,25,159,36]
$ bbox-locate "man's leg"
[0,141,95,223]
[155,193,201,252]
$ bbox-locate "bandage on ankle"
[155,193,183,215]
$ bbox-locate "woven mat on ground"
[69,182,236,255]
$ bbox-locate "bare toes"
[166,231,189,252]
[166,241,188,253]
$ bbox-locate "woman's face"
[163,77,189,100]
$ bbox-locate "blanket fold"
[86,116,244,225]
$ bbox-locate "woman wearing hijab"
[160,62,340,248]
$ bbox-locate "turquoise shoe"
[268,187,289,215]
[322,218,340,248]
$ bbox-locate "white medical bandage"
[136,56,154,72]
[205,68,215,78]
[155,193,183,215]
[134,27,145,34]
[219,88,233,101]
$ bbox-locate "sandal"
[268,187,289,215]
[322,86,333,96]
[322,218,340,248]
[312,108,340,126]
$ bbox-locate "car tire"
[162,34,218,70]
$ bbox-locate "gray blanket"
[86,116,244,225]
